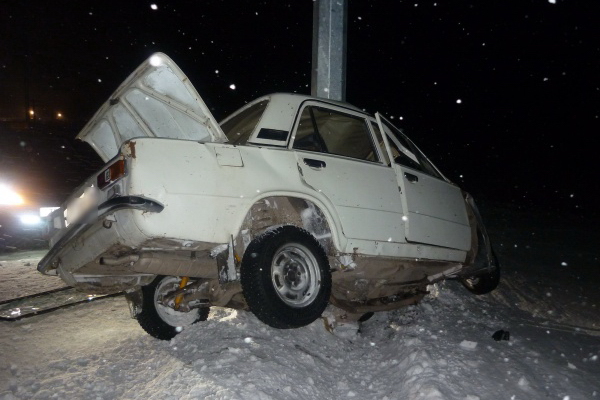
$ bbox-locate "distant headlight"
[0,185,24,206]
[19,214,42,225]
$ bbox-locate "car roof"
[220,93,365,125]
[261,92,364,113]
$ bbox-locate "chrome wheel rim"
[271,243,321,308]
[154,277,199,327]
[463,276,480,289]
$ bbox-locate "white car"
[39,53,499,339]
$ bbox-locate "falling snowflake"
[150,4,158,10]
[229,84,236,90]
[456,99,462,104]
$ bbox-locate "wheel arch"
[234,195,343,259]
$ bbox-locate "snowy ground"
[0,250,67,303]
[0,204,599,400]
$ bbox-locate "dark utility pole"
[311,0,347,102]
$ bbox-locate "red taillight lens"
[97,159,126,190]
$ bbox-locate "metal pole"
[311,0,347,102]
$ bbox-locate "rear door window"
[293,106,379,163]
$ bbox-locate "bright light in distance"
[149,55,163,67]
[57,112,63,119]
[19,214,42,225]
[29,109,35,116]
[0,185,24,206]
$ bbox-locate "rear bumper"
[37,196,164,274]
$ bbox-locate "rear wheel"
[137,276,209,340]
[241,226,331,329]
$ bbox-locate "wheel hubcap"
[154,277,199,327]
[271,243,321,308]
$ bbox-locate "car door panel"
[295,151,405,242]
[397,165,471,250]
[376,113,471,251]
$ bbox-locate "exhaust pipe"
[99,254,140,266]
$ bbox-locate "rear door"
[291,104,406,243]
[375,114,471,251]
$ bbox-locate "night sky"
[1,0,599,215]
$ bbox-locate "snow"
[1,205,599,399]
[0,250,67,302]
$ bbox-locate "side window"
[292,107,327,153]
[377,119,443,179]
[293,106,379,162]
[370,122,390,164]
[371,121,421,170]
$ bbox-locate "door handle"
[404,172,418,183]
[303,158,326,169]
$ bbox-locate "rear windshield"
[220,100,269,145]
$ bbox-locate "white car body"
[39,53,496,330]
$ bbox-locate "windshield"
[220,100,269,145]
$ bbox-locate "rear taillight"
[97,159,126,190]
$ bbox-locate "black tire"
[137,275,209,340]
[241,226,332,329]
[461,251,501,295]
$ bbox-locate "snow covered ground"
[0,250,67,303]
[0,204,599,400]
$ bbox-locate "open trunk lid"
[77,53,227,162]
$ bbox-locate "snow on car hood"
[77,53,227,162]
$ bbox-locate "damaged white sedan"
[39,53,499,339]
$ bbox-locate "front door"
[376,114,471,251]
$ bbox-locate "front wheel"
[461,251,501,295]
[241,226,332,329]
[137,276,209,340]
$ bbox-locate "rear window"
[220,100,269,145]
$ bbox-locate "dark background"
[1,0,598,215]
